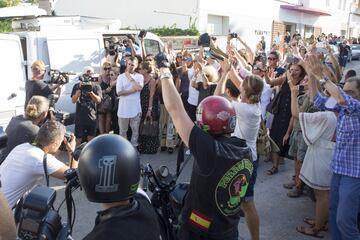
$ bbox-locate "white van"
[11,30,164,125]
[0,33,26,132]
[12,30,105,119]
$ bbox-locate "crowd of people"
[0,30,359,240]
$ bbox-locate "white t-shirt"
[0,143,65,208]
[260,81,272,118]
[187,68,199,106]
[116,73,144,118]
[231,101,261,161]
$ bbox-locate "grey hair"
[25,96,50,121]
[35,121,65,147]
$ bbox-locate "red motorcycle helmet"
[196,96,236,135]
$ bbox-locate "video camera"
[105,38,125,56]
[78,75,95,94]
[46,69,75,85]
[48,94,71,125]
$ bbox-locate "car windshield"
[352,45,360,50]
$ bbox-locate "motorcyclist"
[155,52,253,239]
[78,134,161,240]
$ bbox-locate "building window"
[207,14,229,35]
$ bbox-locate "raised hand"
[304,54,324,81]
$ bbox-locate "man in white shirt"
[0,121,77,208]
[116,57,144,147]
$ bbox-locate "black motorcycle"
[141,163,189,240]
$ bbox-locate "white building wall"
[54,0,198,29]
[53,0,360,44]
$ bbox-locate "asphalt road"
[49,60,360,240]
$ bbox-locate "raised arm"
[237,36,255,64]
[228,65,244,89]
[306,54,345,105]
[326,44,342,82]
[264,68,286,87]
[289,80,300,118]
[159,66,194,146]
[214,60,231,96]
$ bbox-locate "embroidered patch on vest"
[215,159,253,216]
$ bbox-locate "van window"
[20,38,27,61]
[20,37,28,79]
[144,39,160,56]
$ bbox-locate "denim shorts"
[244,160,258,202]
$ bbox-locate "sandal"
[303,217,315,226]
[296,226,324,238]
[303,218,329,231]
[283,182,295,189]
[287,188,303,198]
[267,167,278,175]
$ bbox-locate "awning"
[280,5,331,16]
[0,5,46,18]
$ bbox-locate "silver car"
[350,44,360,60]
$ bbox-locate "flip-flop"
[296,226,324,238]
[303,218,329,231]
[267,167,278,175]
[283,182,295,189]
[303,217,315,226]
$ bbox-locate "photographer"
[120,35,142,73]
[0,96,50,163]
[25,60,63,107]
[78,134,161,240]
[106,36,121,67]
[71,67,102,145]
[0,121,77,208]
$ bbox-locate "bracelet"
[160,72,172,80]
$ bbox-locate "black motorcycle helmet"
[78,134,140,203]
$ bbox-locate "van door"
[0,34,26,131]
[45,32,105,116]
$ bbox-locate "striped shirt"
[314,90,360,178]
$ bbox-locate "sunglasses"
[110,73,116,77]
[104,67,111,70]
[176,55,183,58]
